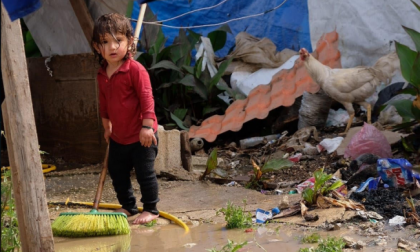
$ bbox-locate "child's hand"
[104,129,112,143]
[140,128,157,147]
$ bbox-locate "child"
[92,13,159,224]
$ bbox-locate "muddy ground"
[45,161,420,252]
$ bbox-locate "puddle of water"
[53,223,415,252]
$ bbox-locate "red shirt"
[97,58,158,145]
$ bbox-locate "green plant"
[137,8,241,130]
[301,233,321,244]
[142,219,157,228]
[207,240,247,252]
[217,200,252,229]
[302,168,343,206]
[1,170,20,252]
[247,158,294,189]
[298,237,346,252]
[392,0,420,123]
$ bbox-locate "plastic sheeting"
[23,0,129,57]
[2,0,41,21]
[134,0,312,57]
[308,0,420,69]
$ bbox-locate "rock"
[191,156,224,172]
[160,168,197,181]
[343,236,356,248]
[278,195,290,210]
[355,241,366,250]
[374,237,387,246]
[397,238,417,252]
[190,138,204,152]
[304,214,319,222]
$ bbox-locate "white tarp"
[23,0,128,57]
[308,0,420,69]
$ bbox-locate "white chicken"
[299,48,400,133]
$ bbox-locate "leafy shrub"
[302,168,343,206]
[1,170,20,252]
[137,9,242,130]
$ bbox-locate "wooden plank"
[1,102,30,252]
[69,0,94,51]
[1,4,54,251]
[27,54,106,163]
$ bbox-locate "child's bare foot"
[133,211,159,224]
[114,208,132,217]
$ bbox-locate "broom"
[51,145,130,237]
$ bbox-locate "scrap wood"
[272,203,301,219]
[323,196,365,211]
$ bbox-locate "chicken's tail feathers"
[372,52,400,85]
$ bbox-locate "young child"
[92,13,159,224]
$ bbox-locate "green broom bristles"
[52,210,130,237]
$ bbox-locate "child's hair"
[92,13,136,65]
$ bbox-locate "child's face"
[94,32,132,65]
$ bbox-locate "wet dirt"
[53,222,419,252]
[350,188,420,219]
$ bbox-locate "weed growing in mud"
[1,170,20,252]
[298,237,346,252]
[207,240,247,252]
[142,219,157,228]
[301,233,321,243]
[217,200,252,229]
[302,168,343,205]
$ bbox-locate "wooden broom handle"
[93,144,109,210]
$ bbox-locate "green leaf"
[324,180,344,194]
[388,99,415,121]
[203,148,218,178]
[208,30,227,52]
[170,112,189,130]
[261,158,294,173]
[203,106,221,115]
[209,59,232,90]
[150,60,182,72]
[403,26,420,51]
[411,99,420,120]
[173,108,188,121]
[156,44,179,63]
[412,0,420,12]
[395,42,420,86]
[216,24,232,34]
[187,29,202,47]
[182,65,195,75]
[194,80,208,100]
[303,188,315,205]
[402,136,416,152]
[400,87,419,96]
[178,74,196,87]
[157,82,175,89]
[195,57,203,79]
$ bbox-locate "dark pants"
[107,135,159,215]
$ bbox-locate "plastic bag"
[377,158,420,187]
[344,123,392,159]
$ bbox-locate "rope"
[131,0,289,29]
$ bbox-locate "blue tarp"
[1,0,41,21]
[133,0,312,56]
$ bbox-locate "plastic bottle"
[255,207,280,223]
[240,134,280,149]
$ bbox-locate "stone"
[343,236,356,248]
[155,125,182,175]
[397,238,417,252]
[355,241,366,250]
[191,156,224,172]
[278,195,290,209]
[374,238,387,246]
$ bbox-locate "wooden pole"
[1,4,55,252]
[69,0,95,51]
[133,3,147,47]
